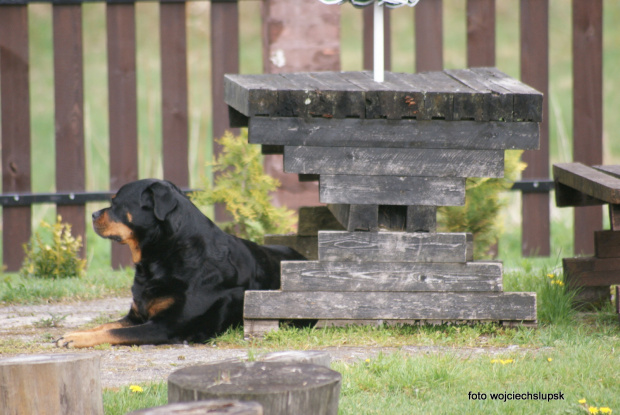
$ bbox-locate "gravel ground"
[1,297,538,388]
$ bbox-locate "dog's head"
[92,179,183,263]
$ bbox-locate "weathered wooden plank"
[0,5,32,271]
[553,163,620,205]
[418,71,484,121]
[284,147,504,178]
[445,68,513,122]
[224,73,295,117]
[264,234,318,260]
[471,67,543,122]
[318,231,472,263]
[293,72,365,118]
[407,206,437,232]
[244,291,537,321]
[564,256,620,287]
[297,206,345,236]
[243,319,279,339]
[327,204,378,232]
[280,261,503,292]
[610,204,620,231]
[248,117,540,150]
[594,230,620,258]
[554,181,604,208]
[594,165,620,179]
[319,175,466,206]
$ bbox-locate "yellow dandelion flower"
[129,385,144,393]
[580,399,587,405]
[365,359,371,363]
[600,408,612,414]
[547,358,553,362]
[500,359,514,365]
[547,274,554,279]
[590,407,600,414]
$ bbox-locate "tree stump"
[168,362,341,415]
[127,400,263,415]
[0,353,103,415]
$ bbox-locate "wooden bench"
[554,162,620,316]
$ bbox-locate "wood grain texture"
[244,291,537,321]
[319,175,465,206]
[128,400,262,415]
[168,362,341,415]
[280,260,503,292]
[248,117,539,150]
[225,70,542,122]
[553,163,620,205]
[407,206,437,232]
[0,354,103,415]
[318,231,472,263]
[563,256,620,287]
[327,204,378,232]
[0,5,32,271]
[297,206,345,236]
[284,147,504,178]
[264,234,318,260]
[594,231,620,258]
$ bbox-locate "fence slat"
[0,5,32,272]
[107,2,138,268]
[211,0,239,222]
[466,0,495,67]
[160,1,189,188]
[573,0,603,255]
[53,4,86,258]
[414,0,443,72]
[362,6,391,71]
[520,0,550,256]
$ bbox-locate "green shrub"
[20,215,86,279]
[191,130,296,244]
[438,150,526,259]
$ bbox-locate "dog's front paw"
[55,331,110,349]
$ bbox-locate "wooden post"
[169,361,341,415]
[107,2,139,268]
[573,0,603,255]
[160,1,189,188]
[0,354,103,415]
[128,400,263,415]
[53,4,86,258]
[414,0,443,72]
[520,0,550,257]
[261,0,340,213]
[466,0,495,68]
[0,5,32,272]
[211,0,239,222]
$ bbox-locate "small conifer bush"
[20,215,86,279]
[438,150,526,259]
[191,130,296,244]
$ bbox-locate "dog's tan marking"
[94,210,142,263]
[79,320,132,333]
[56,330,127,348]
[147,297,175,318]
[126,212,133,223]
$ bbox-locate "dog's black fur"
[56,179,305,348]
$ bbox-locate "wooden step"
[280,261,503,292]
[244,291,537,321]
[318,231,473,263]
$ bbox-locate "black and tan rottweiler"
[56,179,305,348]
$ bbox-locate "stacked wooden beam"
[554,163,620,312]
[225,68,541,335]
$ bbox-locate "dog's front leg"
[56,321,172,348]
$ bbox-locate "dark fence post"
[466,0,495,68]
[211,0,239,222]
[520,0,550,257]
[414,0,443,73]
[0,5,32,272]
[160,0,189,188]
[363,5,391,71]
[107,1,139,268]
[573,0,603,255]
[53,4,86,258]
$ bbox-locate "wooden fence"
[0,0,604,271]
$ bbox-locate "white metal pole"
[373,2,384,82]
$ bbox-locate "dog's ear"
[141,181,178,221]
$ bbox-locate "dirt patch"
[0,297,544,388]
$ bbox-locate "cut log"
[284,146,504,178]
[259,350,331,368]
[244,291,537,321]
[127,400,263,415]
[318,231,473,263]
[168,362,341,415]
[0,353,103,415]
[280,261,503,292]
